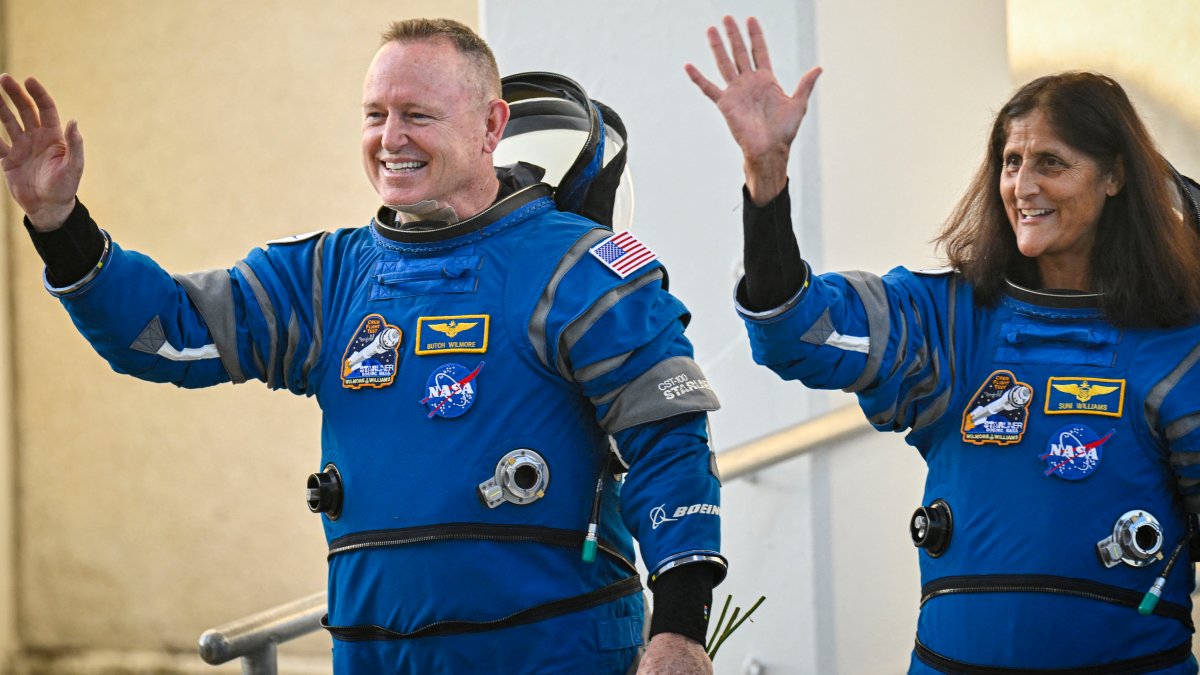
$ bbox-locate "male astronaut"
[0,17,724,674]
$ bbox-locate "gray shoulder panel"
[173,269,247,384]
[598,356,720,434]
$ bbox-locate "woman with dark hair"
[688,15,1200,674]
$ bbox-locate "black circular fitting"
[306,463,343,520]
[1134,522,1161,554]
[910,499,953,557]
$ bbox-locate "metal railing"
[198,591,329,674]
[197,405,869,673]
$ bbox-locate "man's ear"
[482,98,510,154]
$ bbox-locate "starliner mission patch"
[341,314,402,389]
[962,369,1033,445]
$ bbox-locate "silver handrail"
[719,404,869,481]
[197,404,869,672]
[198,590,328,674]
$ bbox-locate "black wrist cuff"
[25,200,106,288]
[648,563,717,644]
[741,181,804,312]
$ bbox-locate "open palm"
[685,16,820,203]
[0,74,83,230]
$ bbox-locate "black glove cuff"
[741,181,804,312]
[648,563,717,644]
[24,199,106,288]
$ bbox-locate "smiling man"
[0,18,724,675]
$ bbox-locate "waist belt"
[921,574,1194,631]
[323,575,642,641]
[914,636,1193,675]
[327,522,637,573]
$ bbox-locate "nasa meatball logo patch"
[1041,423,1113,480]
[962,370,1033,445]
[341,314,402,390]
[420,361,484,419]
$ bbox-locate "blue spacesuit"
[46,171,724,673]
[739,252,1200,672]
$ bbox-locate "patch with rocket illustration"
[341,314,403,390]
[962,369,1033,446]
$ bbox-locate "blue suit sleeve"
[530,233,725,580]
[51,228,326,396]
[738,265,957,434]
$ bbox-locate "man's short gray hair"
[380,18,501,102]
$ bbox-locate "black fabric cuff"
[648,563,717,644]
[24,200,106,288]
[741,181,805,312]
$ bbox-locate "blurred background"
[0,1,1196,672]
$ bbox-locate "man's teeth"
[385,161,425,171]
[1021,208,1053,217]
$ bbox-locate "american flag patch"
[589,232,658,278]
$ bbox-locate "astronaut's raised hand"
[684,15,820,206]
[0,74,84,232]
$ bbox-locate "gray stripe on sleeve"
[884,309,908,380]
[173,269,247,384]
[895,352,943,430]
[528,228,613,370]
[1178,476,1200,490]
[1167,414,1200,443]
[868,317,940,431]
[557,269,664,381]
[913,389,952,432]
[282,312,300,392]
[1185,493,1200,514]
[300,233,329,387]
[1169,448,1200,467]
[234,261,281,390]
[946,276,959,386]
[913,276,960,432]
[598,356,720,434]
[841,271,890,393]
[1145,341,1200,441]
[574,350,635,384]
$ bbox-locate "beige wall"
[2,1,475,671]
[0,0,16,665]
[1008,0,1200,179]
